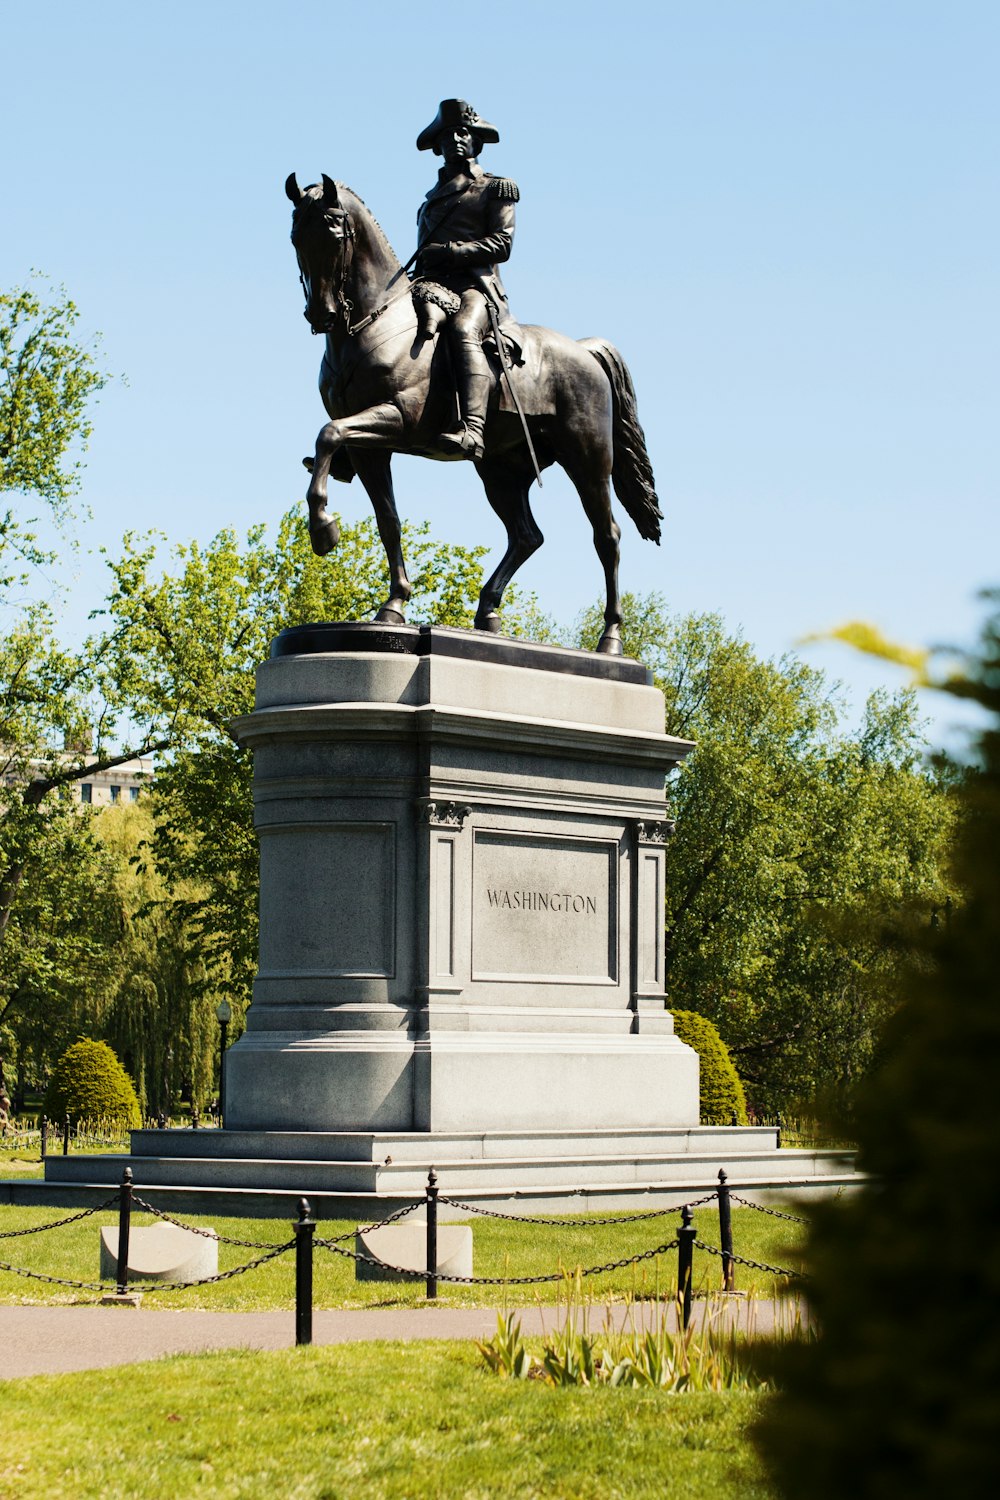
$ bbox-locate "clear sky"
[3,1,997,745]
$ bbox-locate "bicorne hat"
[416,99,500,152]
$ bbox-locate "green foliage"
[102,510,507,1009]
[477,1299,778,1390]
[43,1038,140,1128]
[576,593,955,1112]
[755,595,1000,1497]
[0,277,109,509]
[671,1009,747,1124]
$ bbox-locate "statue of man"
[415,99,521,461]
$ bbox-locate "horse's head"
[286,173,355,334]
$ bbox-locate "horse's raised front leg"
[474,457,544,633]
[352,451,412,624]
[306,402,406,558]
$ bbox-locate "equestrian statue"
[287,98,662,656]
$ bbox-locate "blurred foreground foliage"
[754,592,1000,1496]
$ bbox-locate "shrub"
[754,600,1000,1497]
[671,1009,747,1124]
[43,1038,141,1129]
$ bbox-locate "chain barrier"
[0,1257,107,1292]
[435,1192,718,1228]
[729,1194,808,1225]
[694,1238,809,1280]
[0,1194,120,1240]
[316,1233,681,1286]
[127,1240,296,1293]
[320,1198,425,1243]
[130,1193,285,1251]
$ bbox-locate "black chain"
[0,1257,106,1291]
[130,1240,295,1293]
[0,1194,120,1240]
[729,1194,808,1225]
[435,1192,717,1228]
[321,1199,424,1243]
[130,1194,286,1250]
[315,1235,681,1286]
[694,1238,809,1280]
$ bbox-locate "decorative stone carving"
[634,819,675,844]
[420,800,473,830]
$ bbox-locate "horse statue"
[286,174,663,656]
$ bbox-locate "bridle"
[296,201,427,339]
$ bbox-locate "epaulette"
[487,176,520,202]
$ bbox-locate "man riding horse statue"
[413,98,521,462]
[286,99,662,656]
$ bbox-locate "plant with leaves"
[43,1037,141,1129]
[755,594,1000,1497]
[101,510,544,1020]
[575,594,954,1111]
[0,277,109,510]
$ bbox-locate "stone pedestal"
[225,623,698,1134]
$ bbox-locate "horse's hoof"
[475,611,502,635]
[596,628,624,657]
[302,455,315,473]
[309,519,340,557]
[375,606,406,625]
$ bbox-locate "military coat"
[416,162,520,333]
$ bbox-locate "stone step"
[129,1125,780,1163]
[43,1144,853,1196]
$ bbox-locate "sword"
[486,301,543,488]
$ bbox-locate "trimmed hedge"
[43,1038,142,1129]
[671,1009,747,1125]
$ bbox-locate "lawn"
[0,1200,806,1308]
[0,1341,775,1499]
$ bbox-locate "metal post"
[425,1167,439,1300]
[219,1019,229,1127]
[294,1197,315,1346]
[776,1114,783,1151]
[717,1169,735,1291]
[62,1114,70,1156]
[677,1204,696,1330]
[39,1114,47,1160]
[116,1168,133,1296]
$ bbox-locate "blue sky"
[3,1,997,745]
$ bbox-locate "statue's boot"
[439,338,491,461]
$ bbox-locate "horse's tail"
[581,338,662,544]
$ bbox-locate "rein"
[346,274,424,338]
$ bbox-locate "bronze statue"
[287,99,662,656]
[414,98,520,461]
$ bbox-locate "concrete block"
[99,1223,218,1283]
[354,1221,473,1282]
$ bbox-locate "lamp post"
[216,999,232,1127]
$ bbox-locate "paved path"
[1,1299,803,1379]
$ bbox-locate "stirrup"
[438,424,484,461]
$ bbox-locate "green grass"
[0,1341,774,1499]
[0,1202,806,1308]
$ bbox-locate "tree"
[0,280,166,1095]
[0,278,109,508]
[101,510,540,1024]
[755,596,1000,1496]
[575,594,954,1112]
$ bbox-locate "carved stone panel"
[471,830,618,984]
[258,822,396,977]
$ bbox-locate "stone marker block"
[100,1223,218,1283]
[355,1221,473,1282]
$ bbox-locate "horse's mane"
[334,183,402,271]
